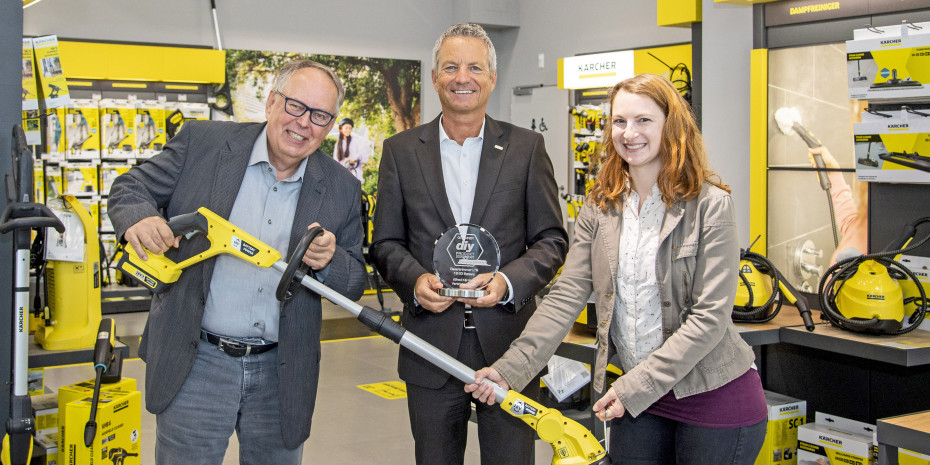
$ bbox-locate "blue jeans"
[608,412,767,465]
[155,339,303,465]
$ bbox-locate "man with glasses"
[371,24,567,464]
[108,60,366,465]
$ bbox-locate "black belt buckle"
[202,331,277,357]
[464,310,476,329]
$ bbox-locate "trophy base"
[438,288,487,298]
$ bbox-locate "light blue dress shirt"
[201,127,308,342]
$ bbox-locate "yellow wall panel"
[633,44,691,76]
[657,0,701,27]
[59,41,224,83]
[749,48,768,251]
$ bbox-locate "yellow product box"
[34,160,45,204]
[22,38,39,111]
[44,107,67,161]
[23,110,42,145]
[32,392,59,436]
[136,101,166,158]
[35,430,58,465]
[61,162,99,197]
[32,35,71,109]
[164,101,209,140]
[854,109,930,184]
[100,100,137,159]
[66,100,100,160]
[99,200,114,234]
[45,165,62,199]
[798,412,874,465]
[754,391,806,465]
[63,390,141,465]
[57,378,137,462]
[900,448,930,465]
[98,163,132,197]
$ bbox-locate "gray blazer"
[370,114,568,389]
[493,183,756,417]
[108,120,367,448]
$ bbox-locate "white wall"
[700,0,755,243]
[491,0,691,120]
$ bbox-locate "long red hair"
[588,73,728,212]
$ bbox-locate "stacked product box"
[754,391,807,465]
[854,109,930,184]
[847,22,930,102]
[798,412,874,465]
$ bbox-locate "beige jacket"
[492,183,756,417]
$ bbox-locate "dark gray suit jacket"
[108,120,367,448]
[370,115,568,389]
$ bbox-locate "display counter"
[877,410,930,465]
[28,334,128,368]
[780,323,930,366]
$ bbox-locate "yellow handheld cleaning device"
[818,217,930,335]
[113,207,282,292]
[118,208,610,465]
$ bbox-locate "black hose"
[818,218,930,335]
[732,251,782,323]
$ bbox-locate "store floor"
[42,292,560,464]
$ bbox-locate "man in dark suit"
[370,24,568,465]
[108,60,366,465]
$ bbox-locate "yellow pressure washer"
[734,236,816,331]
[115,207,611,465]
[817,218,930,335]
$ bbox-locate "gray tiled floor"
[42,291,562,464]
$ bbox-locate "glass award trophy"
[432,224,501,297]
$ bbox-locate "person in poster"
[334,117,372,182]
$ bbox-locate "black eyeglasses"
[274,90,336,127]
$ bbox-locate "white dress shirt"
[610,183,666,372]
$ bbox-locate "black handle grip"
[0,203,66,234]
[776,269,816,331]
[166,211,209,239]
[276,226,325,302]
[811,154,832,191]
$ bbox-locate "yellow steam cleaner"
[818,218,930,335]
[733,237,816,331]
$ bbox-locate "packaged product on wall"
[22,110,41,146]
[100,99,138,159]
[34,160,45,204]
[753,391,806,465]
[22,38,39,111]
[900,448,930,465]
[45,164,62,200]
[854,109,930,183]
[61,162,99,197]
[797,412,874,465]
[897,254,930,331]
[65,99,100,160]
[44,107,67,161]
[847,22,930,101]
[32,35,71,109]
[99,199,113,233]
[136,100,166,158]
[98,163,131,196]
[164,101,210,140]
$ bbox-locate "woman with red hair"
[467,73,767,464]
